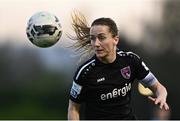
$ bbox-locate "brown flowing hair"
[68,11,93,59]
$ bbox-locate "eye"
[90,35,96,41]
[89,35,107,42]
[97,35,106,41]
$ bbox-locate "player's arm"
[148,81,169,111]
[68,61,89,120]
[68,100,80,120]
[130,52,169,111]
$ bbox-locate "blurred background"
[0,0,179,119]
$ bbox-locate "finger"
[155,98,160,105]
[159,101,169,110]
[164,103,170,110]
[160,102,163,109]
[148,96,155,102]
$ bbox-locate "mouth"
[96,49,104,53]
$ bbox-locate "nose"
[94,38,101,47]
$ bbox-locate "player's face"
[90,25,119,60]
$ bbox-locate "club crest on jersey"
[121,66,131,79]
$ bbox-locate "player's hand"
[148,96,169,111]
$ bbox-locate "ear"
[113,36,119,46]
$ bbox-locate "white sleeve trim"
[75,59,95,80]
[139,72,158,87]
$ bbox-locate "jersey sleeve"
[129,52,158,87]
[69,66,86,103]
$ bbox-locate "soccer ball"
[26,12,62,48]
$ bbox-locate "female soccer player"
[68,13,169,120]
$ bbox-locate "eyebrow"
[90,33,106,36]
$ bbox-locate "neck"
[98,50,117,64]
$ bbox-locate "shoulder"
[116,51,143,66]
[74,56,96,81]
[117,50,141,60]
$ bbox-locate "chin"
[96,53,106,58]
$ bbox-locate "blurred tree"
[0,42,69,119]
[141,0,180,55]
[132,0,180,119]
